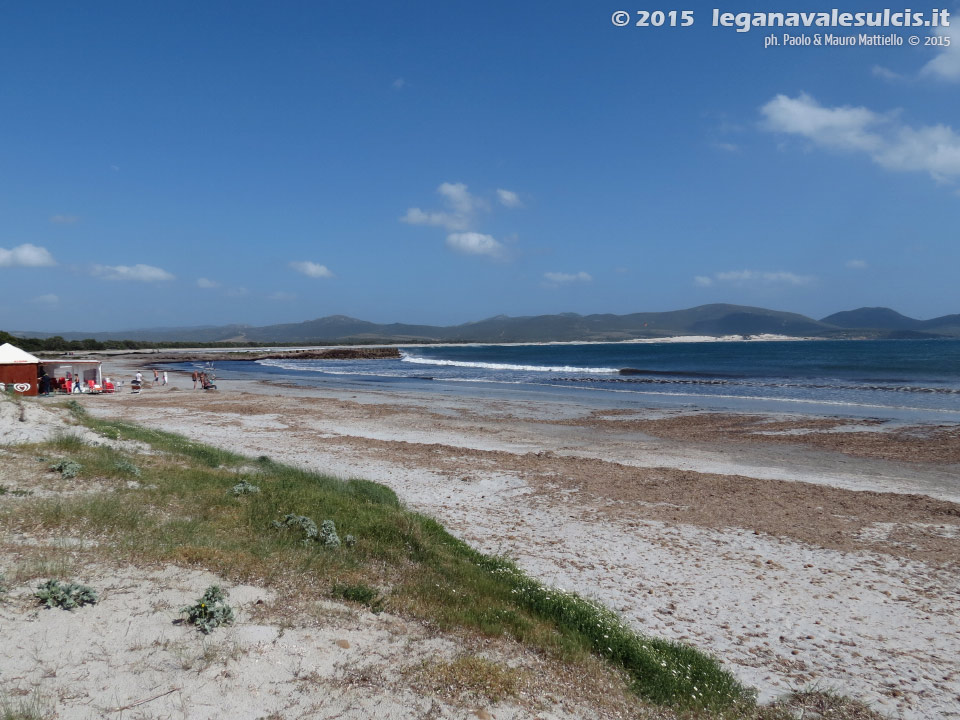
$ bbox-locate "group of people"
[127,368,215,392]
[34,371,116,395]
[191,370,215,390]
[134,369,168,386]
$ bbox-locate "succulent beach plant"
[34,579,98,610]
[272,514,347,548]
[49,459,82,479]
[113,458,142,477]
[180,585,235,634]
[319,519,341,548]
[230,480,260,496]
[273,513,319,544]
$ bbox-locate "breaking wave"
[400,353,619,374]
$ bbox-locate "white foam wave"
[256,359,360,373]
[400,354,618,374]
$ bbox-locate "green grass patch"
[50,432,86,452]
[331,582,384,612]
[0,688,53,720]
[0,486,33,497]
[12,413,756,714]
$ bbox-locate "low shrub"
[181,585,235,634]
[231,480,260,496]
[319,519,340,547]
[49,459,82,479]
[113,458,142,477]
[34,579,98,610]
[273,513,319,544]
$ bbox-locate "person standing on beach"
[162,371,168,386]
[136,371,143,384]
[192,370,198,389]
[153,368,159,384]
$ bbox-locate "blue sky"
[2,1,959,332]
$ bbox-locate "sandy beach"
[3,355,960,719]
[62,357,960,718]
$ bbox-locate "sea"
[180,338,960,424]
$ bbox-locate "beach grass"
[0,403,770,715]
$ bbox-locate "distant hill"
[821,307,960,336]
[821,307,920,331]
[11,304,960,344]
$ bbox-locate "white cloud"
[400,207,469,231]
[401,182,488,231]
[713,142,739,152]
[438,182,484,215]
[32,293,59,305]
[405,183,523,259]
[874,124,960,178]
[49,214,79,224]
[761,92,960,181]
[846,259,868,269]
[921,27,960,81]
[496,188,522,207]
[872,65,903,82]
[226,286,249,298]
[544,271,592,284]
[761,93,882,152]
[445,232,503,257]
[392,77,406,90]
[0,243,57,267]
[697,270,813,287]
[290,261,334,278]
[196,277,220,289]
[268,291,296,301]
[92,264,174,282]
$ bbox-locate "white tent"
[0,343,41,364]
[0,342,42,395]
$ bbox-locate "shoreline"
[29,331,825,361]
[123,351,960,427]
[60,356,960,719]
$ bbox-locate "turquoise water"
[185,339,960,423]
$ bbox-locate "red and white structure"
[0,342,42,396]
[0,342,105,395]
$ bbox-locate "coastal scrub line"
[22,402,754,713]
